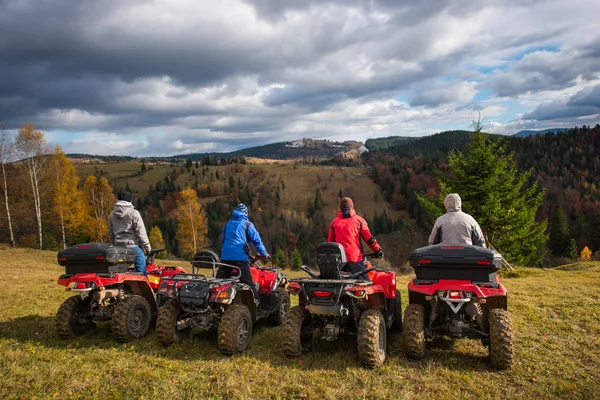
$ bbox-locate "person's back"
[108,191,151,276]
[328,197,382,279]
[429,193,485,247]
[218,204,269,302]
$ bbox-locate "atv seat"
[316,242,347,280]
[191,250,220,274]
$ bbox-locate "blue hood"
[232,209,248,220]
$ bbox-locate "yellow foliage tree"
[50,148,87,248]
[175,188,208,259]
[83,175,115,242]
[579,246,592,262]
[149,226,166,259]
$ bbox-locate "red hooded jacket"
[328,209,381,262]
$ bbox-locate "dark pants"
[217,260,259,301]
[342,260,368,281]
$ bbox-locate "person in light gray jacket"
[108,191,151,276]
[428,193,486,247]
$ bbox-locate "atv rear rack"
[290,278,373,285]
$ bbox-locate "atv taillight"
[75,282,87,289]
[95,256,105,261]
[449,291,461,299]
[345,287,367,298]
[59,257,67,262]
[477,261,491,265]
[442,246,464,250]
[420,259,431,264]
[312,290,333,297]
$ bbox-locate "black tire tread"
[488,308,514,370]
[268,287,290,326]
[404,303,427,359]
[281,306,312,358]
[111,295,152,343]
[390,289,403,332]
[156,299,190,346]
[357,308,386,369]
[55,295,95,339]
[218,305,253,355]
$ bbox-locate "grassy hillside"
[75,162,403,223]
[0,246,598,399]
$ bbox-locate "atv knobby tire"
[282,306,313,358]
[404,303,427,359]
[218,305,253,355]
[268,287,290,326]
[156,299,191,346]
[357,308,387,369]
[390,289,403,332]
[111,295,152,342]
[488,308,514,370]
[55,295,96,338]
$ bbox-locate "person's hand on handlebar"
[373,249,384,259]
[263,253,271,261]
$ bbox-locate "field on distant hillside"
[0,246,598,399]
[74,161,402,222]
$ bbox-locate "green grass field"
[1,246,598,399]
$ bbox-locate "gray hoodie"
[108,200,151,252]
[428,193,485,247]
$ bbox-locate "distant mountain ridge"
[514,128,569,137]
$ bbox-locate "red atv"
[155,250,290,355]
[55,243,185,342]
[282,242,401,369]
[404,244,514,369]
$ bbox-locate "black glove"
[373,249,384,259]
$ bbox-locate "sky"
[1,0,599,157]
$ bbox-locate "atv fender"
[362,292,387,322]
[126,281,158,312]
[231,287,257,321]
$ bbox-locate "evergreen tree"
[274,248,288,269]
[567,238,577,260]
[291,248,302,271]
[313,188,324,211]
[549,205,570,257]
[419,121,547,266]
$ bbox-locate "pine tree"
[175,188,208,259]
[419,121,547,265]
[549,205,570,257]
[291,248,302,271]
[313,188,324,211]
[274,248,288,269]
[568,239,578,260]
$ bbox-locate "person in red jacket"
[328,197,383,280]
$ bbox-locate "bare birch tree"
[0,127,15,247]
[14,123,49,250]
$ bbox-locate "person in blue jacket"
[217,204,270,302]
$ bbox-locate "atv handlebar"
[145,248,165,265]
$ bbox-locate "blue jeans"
[130,246,147,276]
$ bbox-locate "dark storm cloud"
[1,0,599,156]
[523,84,600,121]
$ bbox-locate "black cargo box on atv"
[410,244,502,282]
[58,243,137,274]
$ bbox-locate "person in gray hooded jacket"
[428,193,486,247]
[108,191,151,276]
